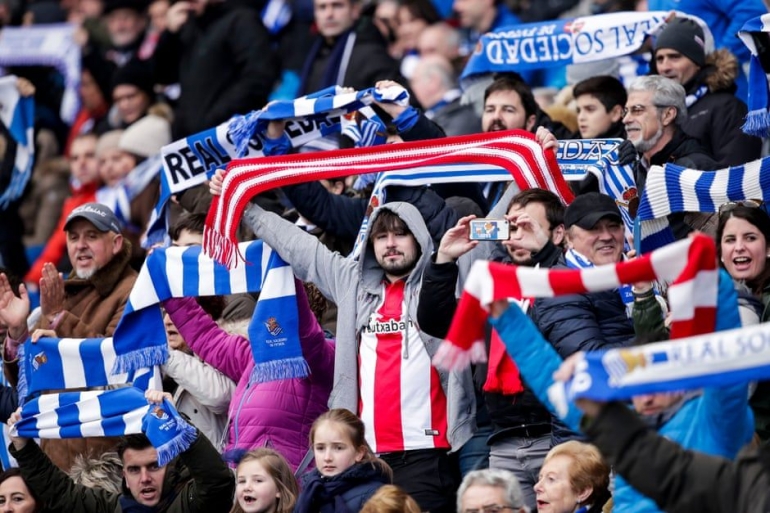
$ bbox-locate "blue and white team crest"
[264,317,284,337]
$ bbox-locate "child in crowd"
[294,409,392,513]
[231,448,298,513]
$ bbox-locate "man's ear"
[525,114,537,132]
[551,224,565,246]
[112,233,124,255]
[661,106,677,127]
[609,104,623,123]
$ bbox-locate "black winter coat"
[586,402,770,513]
[154,1,278,138]
[416,241,563,441]
[295,462,389,513]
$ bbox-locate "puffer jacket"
[295,462,390,513]
[242,201,476,452]
[678,49,761,167]
[164,279,334,470]
[491,301,754,513]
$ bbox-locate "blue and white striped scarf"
[558,139,636,243]
[145,85,408,248]
[635,157,770,253]
[0,24,80,124]
[0,75,35,209]
[13,337,195,467]
[113,241,302,383]
[461,11,670,89]
[738,15,770,137]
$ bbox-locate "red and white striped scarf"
[434,234,718,370]
[204,130,574,267]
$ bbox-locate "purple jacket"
[164,280,335,470]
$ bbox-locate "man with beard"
[623,76,717,198]
[624,76,719,239]
[417,188,565,510]
[480,75,540,205]
[0,202,136,471]
[212,169,474,513]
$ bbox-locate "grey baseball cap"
[64,203,121,233]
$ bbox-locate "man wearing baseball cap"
[0,202,136,471]
[652,17,760,167]
[531,192,635,443]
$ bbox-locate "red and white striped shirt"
[358,280,449,454]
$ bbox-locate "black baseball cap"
[64,203,121,233]
[564,192,622,230]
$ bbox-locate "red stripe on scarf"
[204,130,574,268]
[436,235,717,370]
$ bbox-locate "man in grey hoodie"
[236,196,475,513]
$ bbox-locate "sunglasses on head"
[718,199,763,215]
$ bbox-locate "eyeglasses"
[621,104,670,118]
[463,505,518,513]
[718,199,764,215]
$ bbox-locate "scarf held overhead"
[635,157,770,253]
[0,75,35,209]
[461,11,671,87]
[205,130,574,268]
[146,85,407,247]
[13,338,195,467]
[113,241,302,383]
[0,24,80,124]
[435,234,718,370]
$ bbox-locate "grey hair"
[69,451,124,495]
[457,468,530,513]
[627,75,687,125]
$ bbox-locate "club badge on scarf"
[112,241,303,383]
[205,130,575,268]
[13,336,194,467]
[553,274,761,405]
[146,85,408,248]
[435,234,718,370]
[0,24,80,124]
[635,156,770,254]
[0,75,35,209]
[461,11,671,88]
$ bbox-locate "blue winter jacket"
[489,290,754,513]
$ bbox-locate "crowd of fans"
[0,0,769,511]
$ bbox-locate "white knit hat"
[118,115,171,158]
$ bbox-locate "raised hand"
[436,215,479,264]
[506,212,549,253]
[0,274,30,339]
[7,408,27,450]
[39,263,65,324]
[145,389,174,405]
[209,168,225,196]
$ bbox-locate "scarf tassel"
[742,108,770,138]
[432,340,487,372]
[248,356,310,385]
[203,225,244,270]
[151,420,198,467]
[112,345,168,375]
[228,111,262,158]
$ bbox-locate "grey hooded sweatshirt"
[243,201,476,452]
